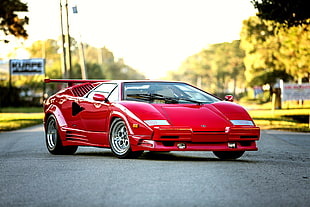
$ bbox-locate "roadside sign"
[9,58,45,75]
[281,83,310,101]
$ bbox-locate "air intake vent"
[66,131,87,141]
[71,83,95,97]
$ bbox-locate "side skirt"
[60,127,109,147]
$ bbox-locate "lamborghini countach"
[44,79,260,159]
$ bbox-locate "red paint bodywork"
[44,79,260,153]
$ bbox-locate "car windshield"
[123,82,220,104]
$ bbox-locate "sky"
[4,0,257,79]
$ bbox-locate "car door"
[78,97,110,133]
[77,83,118,144]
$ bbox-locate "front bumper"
[131,126,260,152]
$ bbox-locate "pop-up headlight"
[230,120,254,126]
[144,120,170,126]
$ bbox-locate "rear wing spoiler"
[44,79,108,87]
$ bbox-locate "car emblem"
[201,125,207,127]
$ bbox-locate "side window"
[86,83,117,100]
[107,86,119,102]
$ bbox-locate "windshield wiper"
[127,93,166,101]
[174,97,203,105]
[127,93,160,98]
[127,93,178,103]
[127,93,203,105]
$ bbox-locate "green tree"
[0,0,28,41]
[82,45,113,79]
[79,45,145,80]
[227,40,247,96]
[27,39,145,81]
[174,51,212,88]
[211,43,231,93]
[277,24,310,83]
[169,41,246,96]
[104,58,145,80]
[209,41,246,95]
[240,16,293,88]
[240,16,309,86]
[251,0,310,27]
[71,62,105,79]
[27,39,62,79]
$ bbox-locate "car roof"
[105,80,184,84]
[44,79,185,87]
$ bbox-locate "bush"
[0,86,21,107]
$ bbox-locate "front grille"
[239,141,253,146]
[161,136,179,139]
[162,141,175,146]
[240,135,259,139]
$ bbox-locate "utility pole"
[65,0,72,78]
[60,0,67,78]
[78,40,87,79]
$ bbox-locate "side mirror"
[93,93,109,102]
[224,95,234,102]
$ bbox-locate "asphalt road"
[0,125,309,207]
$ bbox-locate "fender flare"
[44,105,68,141]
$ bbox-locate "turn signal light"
[138,140,155,148]
[133,124,139,128]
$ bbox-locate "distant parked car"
[44,79,260,159]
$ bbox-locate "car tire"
[45,115,78,155]
[213,151,245,160]
[109,118,143,159]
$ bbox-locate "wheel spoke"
[47,120,57,149]
[45,115,78,155]
[110,120,130,155]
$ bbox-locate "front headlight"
[144,120,170,126]
[230,120,254,126]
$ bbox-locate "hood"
[158,104,231,131]
[120,101,247,131]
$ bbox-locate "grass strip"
[0,113,44,131]
[248,108,310,132]
[0,106,309,132]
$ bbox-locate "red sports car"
[44,79,260,159]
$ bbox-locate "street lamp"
[72,4,87,80]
